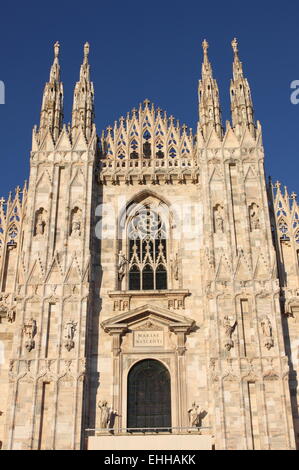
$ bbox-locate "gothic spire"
[71,42,95,141]
[230,38,255,137]
[198,40,222,140]
[39,42,64,142]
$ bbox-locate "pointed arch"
[7,223,18,243]
[129,138,139,160]
[117,148,126,160]
[155,137,164,159]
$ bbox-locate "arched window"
[128,204,167,290]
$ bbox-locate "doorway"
[127,359,171,431]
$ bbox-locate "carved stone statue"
[223,316,237,351]
[188,402,204,431]
[118,251,128,282]
[98,400,111,431]
[261,316,274,350]
[64,320,77,351]
[23,318,37,352]
[70,207,82,238]
[35,209,46,236]
[214,205,224,233]
[249,203,260,230]
[7,309,15,323]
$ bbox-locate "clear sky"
[0,0,298,199]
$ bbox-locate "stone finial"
[54,41,60,58]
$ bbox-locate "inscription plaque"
[134,330,164,347]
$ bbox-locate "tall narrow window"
[128,205,167,290]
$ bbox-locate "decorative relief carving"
[113,298,130,312]
[109,290,189,311]
[134,320,163,331]
[168,298,184,310]
[8,358,86,382]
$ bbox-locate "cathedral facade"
[0,39,298,450]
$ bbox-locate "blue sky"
[0,0,298,199]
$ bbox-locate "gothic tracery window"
[128,205,167,290]
[278,218,289,241]
[143,130,151,158]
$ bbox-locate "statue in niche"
[214,204,224,233]
[64,320,77,351]
[117,251,128,282]
[7,309,15,323]
[260,316,274,350]
[249,203,260,231]
[23,318,37,352]
[188,402,205,432]
[98,400,111,431]
[223,316,237,351]
[35,208,46,236]
[70,207,82,238]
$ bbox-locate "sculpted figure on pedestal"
[98,400,111,431]
[223,316,237,351]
